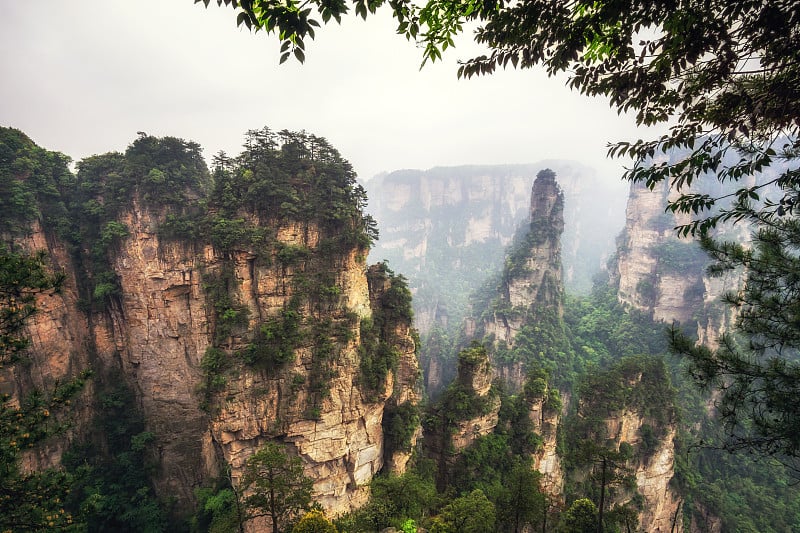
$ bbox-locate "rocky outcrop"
[614,180,705,324]
[477,169,566,391]
[366,162,627,336]
[505,169,564,313]
[2,129,420,520]
[424,343,501,484]
[613,177,746,344]
[3,220,96,473]
[608,411,682,532]
[529,389,565,496]
[568,356,681,532]
[448,345,500,453]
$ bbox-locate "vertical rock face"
[528,388,565,496]
[3,221,95,472]
[448,347,501,453]
[568,357,682,532]
[424,343,501,481]
[506,169,564,313]
[459,170,681,531]
[461,170,570,497]
[2,128,420,519]
[614,180,707,324]
[477,169,566,391]
[605,412,682,532]
[613,177,746,343]
[107,203,215,501]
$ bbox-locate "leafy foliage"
[0,246,66,364]
[429,489,495,533]
[382,401,421,458]
[0,128,73,239]
[431,343,495,427]
[0,244,87,531]
[672,217,800,461]
[240,441,314,533]
[207,0,800,232]
[193,479,244,533]
[342,470,438,532]
[292,510,338,533]
[360,263,415,401]
[63,381,168,532]
[564,275,800,531]
[559,498,597,533]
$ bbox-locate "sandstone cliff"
[455,170,681,531]
[474,168,567,391]
[566,356,682,532]
[0,128,420,521]
[365,162,627,336]
[612,176,747,347]
[423,342,501,487]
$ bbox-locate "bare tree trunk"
[598,456,607,533]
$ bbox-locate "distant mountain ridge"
[364,161,628,336]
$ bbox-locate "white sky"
[0,1,656,186]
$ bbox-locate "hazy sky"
[1,1,656,186]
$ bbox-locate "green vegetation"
[0,126,407,531]
[71,134,209,309]
[63,380,168,532]
[360,263,415,401]
[241,304,303,369]
[430,343,495,428]
[210,0,799,234]
[652,239,708,273]
[0,243,88,531]
[139,128,383,420]
[382,401,421,458]
[0,128,73,239]
[673,222,800,459]
[240,441,314,533]
[561,356,675,531]
[292,510,338,533]
[429,489,495,533]
[206,10,800,524]
[334,467,438,532]
[563,278,800,532]
[192,474,244,533]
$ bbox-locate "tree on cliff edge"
[241,441,314,533]
[671,220,800,464]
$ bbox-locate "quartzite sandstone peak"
[0,127,420,520]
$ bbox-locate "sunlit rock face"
[11,200,419,517]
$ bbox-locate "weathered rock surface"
[6,158,419,523]
[613,178,745,345]
[529,390,565,496]
[478,169,566,391]
[608,411,683,532]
